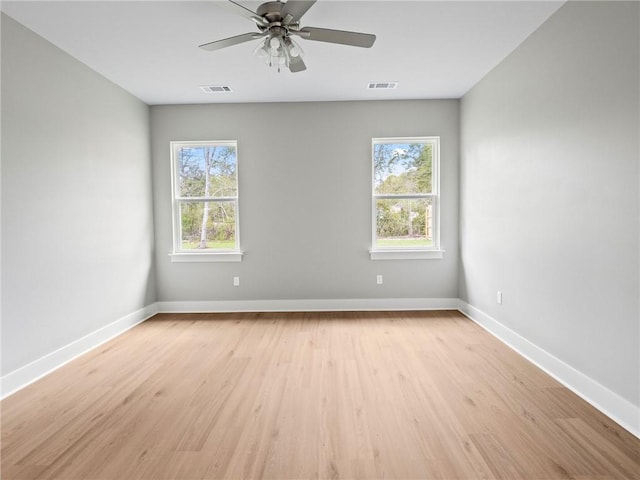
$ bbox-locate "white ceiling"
[1,0,564,105]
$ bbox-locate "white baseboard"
[156,297,460,313]
[457,300,640,439]
[0,303,159,399]
[0,298,455,399]
[4,298,637,440]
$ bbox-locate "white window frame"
[370,136,444,260]
[169,140,242,263]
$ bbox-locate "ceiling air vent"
[368,82,398,90]
[200,85,233,93]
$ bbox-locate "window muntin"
[372,137,440,251]
[171,141,239,253]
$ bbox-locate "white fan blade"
[217,0,268,26]
[289,56,307,73]
[297,27,376,48]
[282,1,317,22]
[199,32,265,51]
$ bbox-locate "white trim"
[175,196,237,202]
[3,298,637,440]
[375,193,438,200]
[0,303,159,400]
[457,300,640,439]
[170,140,240,255]
[157,297,460,313]
[371,136,441,253]
[169,251,243,263]
[370,249,444,260]
[372,136,440,145]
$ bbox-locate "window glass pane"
[179,201,236,250]
[373,142,433,195]
[375,198,433,248]
[177,145,237,198]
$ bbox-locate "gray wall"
[1,14,156,375]
[151,100,459,302]
[6,0,637,423]
[460,1,639,407]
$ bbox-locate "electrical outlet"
[233,276,240,287]
[376,274,383,285]
[497,291,503,304]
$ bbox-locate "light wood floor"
[2,311,639,479]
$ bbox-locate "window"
[371,137,443,260]
[170,141,241,262]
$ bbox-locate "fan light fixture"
[199,1,376,74]
[254,34,304,72]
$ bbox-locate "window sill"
[369,249,445,260]
[169,251,243,263]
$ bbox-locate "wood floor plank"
[2,311,639,479]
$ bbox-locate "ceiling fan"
[199,0,376,73]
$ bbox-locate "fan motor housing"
[256,1,286,22]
